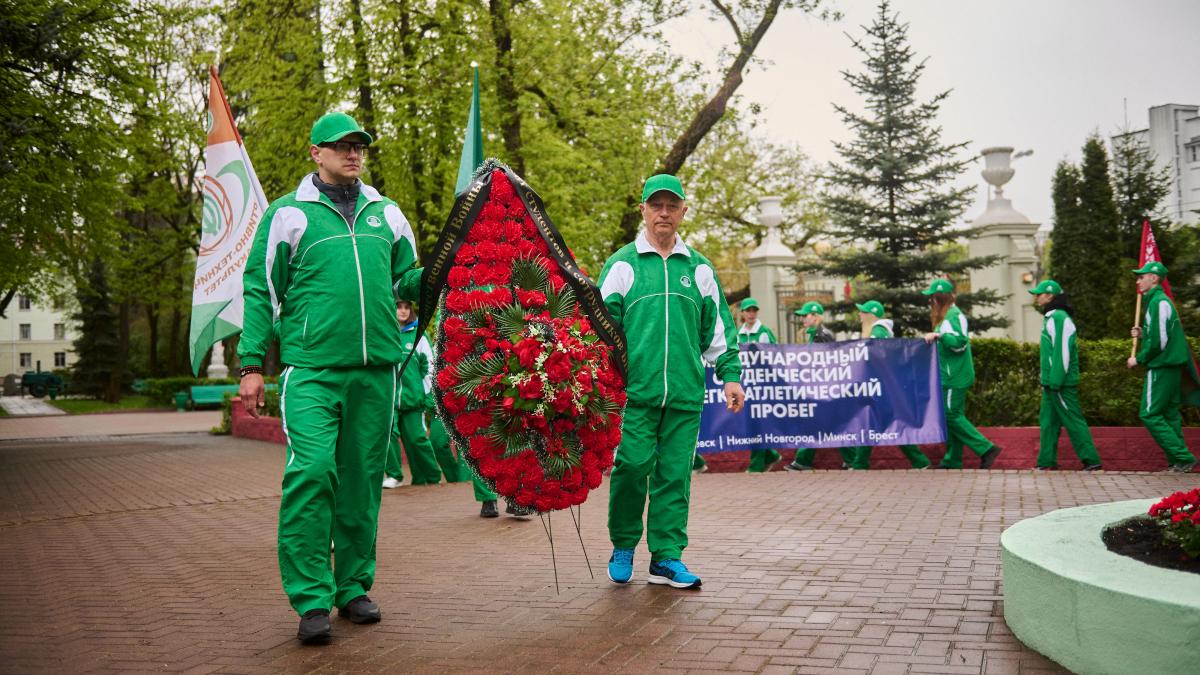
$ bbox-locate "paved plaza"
[0,420,1196,674]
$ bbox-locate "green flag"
[455,65,484,195]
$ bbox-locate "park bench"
[183,383,279,409]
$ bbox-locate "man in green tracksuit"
[738,297,781,472]
[598,174,745,589]
[1127,262,1198,473]
[785,301,856,470]
[384,300,445,487]
[846,300,931,470]
[238,112,423,643]
[1028,280,1102,471]
[922,279,1001,469]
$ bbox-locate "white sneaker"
[382,476,401,489]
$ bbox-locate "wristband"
[239,365,264,377]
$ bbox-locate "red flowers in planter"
[434,168,624,513]
[1148,488,1200,558]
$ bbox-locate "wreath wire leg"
[569,504,594,579]
[540,511,560,594]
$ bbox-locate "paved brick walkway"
[1,433,1195,674]
[0,410,222,441]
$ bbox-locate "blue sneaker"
[607,548,634,584]
[648,559,702,588]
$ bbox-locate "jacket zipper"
[661,256,670,408]
[315,197,371,366]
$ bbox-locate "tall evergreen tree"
[72,259,122,402]
[1048,136,1121,338]
[806,0,1000,335]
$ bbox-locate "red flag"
[1137,219,1173,298]
[843,280,853,299]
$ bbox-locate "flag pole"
[1131,293,1141,358]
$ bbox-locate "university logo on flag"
[189,66,268,375]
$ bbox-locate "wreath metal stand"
[538,504,594,594]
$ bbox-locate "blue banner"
[698,340,945,452]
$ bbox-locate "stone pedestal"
[746,196,796,337]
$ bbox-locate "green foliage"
[450,356,507,398]
[967,337,1200,427]
[511,257,548,292]
[71,259,122,401]
[807,0,1000,336]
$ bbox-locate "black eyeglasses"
[321,141,369,156]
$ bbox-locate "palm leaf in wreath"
[511,256,549,292]
[451,355,507,397]
[545,286,576,319]
[492,303,529,340]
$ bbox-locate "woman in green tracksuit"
[739,297,781,472]
[785,301,856,470]
[921,279,1001,469]
[847,301,931,470]
[384,301,450,487]
[1029,280,1102,470]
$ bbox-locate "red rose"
[544,351,572,383]
[575,368,593,391]
[514,339,542,370]
[517,377,544,400]
[552,417,576,434]
[469,435,499,459]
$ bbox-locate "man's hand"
[923,332,939,344]
[239,373,266,418]
[1126,356,1138,369]
[724,382,745,414]
[1130,326,1142,338]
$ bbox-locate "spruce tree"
[1048,136,1120,338]
[72,259,122,402]
[808,0,1002,335]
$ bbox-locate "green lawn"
[48,395,163,414]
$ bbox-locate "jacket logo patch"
[680,275,692,288]
[366,215,382,228]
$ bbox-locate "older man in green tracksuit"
[922,279,1001,469]
[598,174,745,589]
[846,300,931,470]
[738,297,781,472]
[1028,280,1102,471]
[238,112,422,643]
[1127,262,1198,473]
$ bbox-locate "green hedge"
[968,338,1200,427]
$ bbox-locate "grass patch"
[48,395,163,415]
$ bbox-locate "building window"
[1190,145,1199,163]
[54,352,66,368]
[19,324,31,340]
[19,353,32,369]
[53,323,65,340]
[18,295,31,310]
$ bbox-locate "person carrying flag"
[1127,262,1198,473]
[784,301,856,471]
[598,174,745,589]
[736,297,782,472]
[1028,280,1103,471]
[846,300,932,470]
[238,112,423,643]
[922,279,1002,469]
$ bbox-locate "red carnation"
[491,265,512,286]
[490,172,515,201]
[504,221,523,242]
[448,266,473,289]
[517,289,547,309]
[436,367,458,390]
[445,290,471,314]
[454,244,477,265]
[442,392,469,414]
[475,241,498,263]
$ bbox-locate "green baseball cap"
[921,279,955,295]
[1027,279,1063,295]
[855,300,885,318]
[1132,261,1168,276]
[794,301,825,316]
[310,112,374,146]
[641,174,686,202]
[740,297,760,310]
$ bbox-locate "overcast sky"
[665,0,1198,231]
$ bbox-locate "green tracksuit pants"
[609,405,700,562]
[1140,367,1197,465]
[793,447,856,468]
[278,364,393,616]
[1036,387,1101,468]
[387,410,442,484]
[848,445,931,470]
[747,449,782,472]
[429,416,494,501]
[938,387,995,468]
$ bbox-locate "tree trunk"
[107,301,130,403]
[349,0,381,193]
[146,302,159,376]
[616,0,786,244]
[489,0,524,175]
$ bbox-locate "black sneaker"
[1082,463,1103,472]
[480,500,499,518]
[297,609,331,644]
[934,464,954,469]
[1034,465,1056,471]
[506,501,534,518]
[980,446,1002,469]
[783,461,812,472]
[1167,461,1197,473]
[338,595,381,624]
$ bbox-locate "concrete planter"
[1001,500,1200,674]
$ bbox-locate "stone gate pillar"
[746,196,796,337]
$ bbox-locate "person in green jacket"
[846,300,932,470]
[921,279,1002,469]
[598,174,745,589]
[736,297,782,472]
[1028,280,1102,471]
[237,112,423,643]
[1127,262,1198,473]
[384,300,448,487]
[785,301,855,471]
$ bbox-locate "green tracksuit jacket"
[738,321,777,344]
[238,175,423,369]
[935,305,974,389]
[1039,308,1080,388]
[1035,306,1099,468]
[1135,285,1195,465]
[1136,286,1190,369]
[737,321,779,471]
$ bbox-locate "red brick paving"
[1,432,1196,673]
